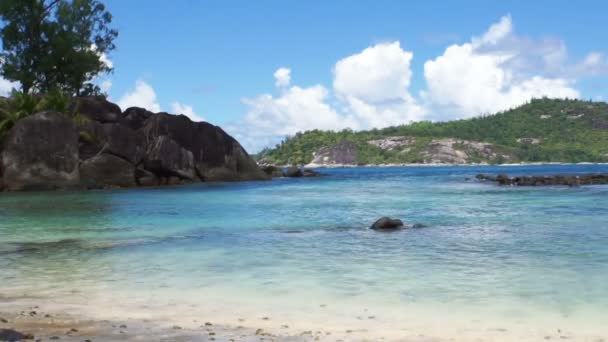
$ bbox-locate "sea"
[1,164,607,341]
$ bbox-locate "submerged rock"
[370,217,405,230]
[302,169,322,177]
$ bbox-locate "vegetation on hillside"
[258,98,608,165]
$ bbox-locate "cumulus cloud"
[99,79,112,93]
[242,83,356,136]
[423,15,580,118]
[0,77,18,96]
[232,15,606,152]
[274,67,291,88]
[333,41,427,128]
[117,80,161,112]
[236,44,428,151]
[574,52,608,76]
[171,102,204,122]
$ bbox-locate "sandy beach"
[2,296,607,342]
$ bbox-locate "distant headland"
[257,98,608,167]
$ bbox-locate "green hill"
[257,98,608,165]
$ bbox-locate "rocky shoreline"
[0,97,269,192]
[476,173,608,186]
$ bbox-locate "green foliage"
[0,90,38,138]
[37,87,71,113]
[0,0,117,95]
[259,98,608,165]
[0,89,87,139]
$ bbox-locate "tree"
[0,0,117,95]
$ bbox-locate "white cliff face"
[420,138,514,164]
[305,136,517,167]
[306,141,359,167]
[367,136,416,150]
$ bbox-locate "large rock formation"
[0,97,268,191]
[306,140,358,167]
[73,96,123,123]
[80,153,136,188]
[367,136,416,151]
[143,135,195,181]
[139,113,268,181]
[1,111,80,191]
[421,138,514,164]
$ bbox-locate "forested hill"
[257,98,608,166]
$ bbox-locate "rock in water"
[144,135,196,181]
[261,165,284,178]
[139,113,268,182]
[476,173,608,186]
[370,217,405,230]
[80,154,136,188]
[284,166,303,177]
[78,121,141,163]
[1,111,80,191]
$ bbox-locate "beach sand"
[1,299,606,342]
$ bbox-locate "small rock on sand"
[0,329,33,342]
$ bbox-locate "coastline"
[300,162,608,168]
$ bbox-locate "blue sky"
[3,1,607,152]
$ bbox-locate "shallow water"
[1,165,608,340]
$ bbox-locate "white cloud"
[232,15,606,152]
[242,83,356,135]
[90,44,113,69]
[117,80,161,112]
[423,15,580,118]
[232,83,357,152]
[0,78,18,96]
[171,102,204,122]
[334,41,427,128]
[99,79,112,93]
[274,67,291,88]
[473,15,512,46]
[235,43,428,152]
[574,52,608,76]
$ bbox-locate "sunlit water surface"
[1,165,608,340]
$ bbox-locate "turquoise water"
[1,165,608,340]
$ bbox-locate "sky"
[1,0,607,152]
